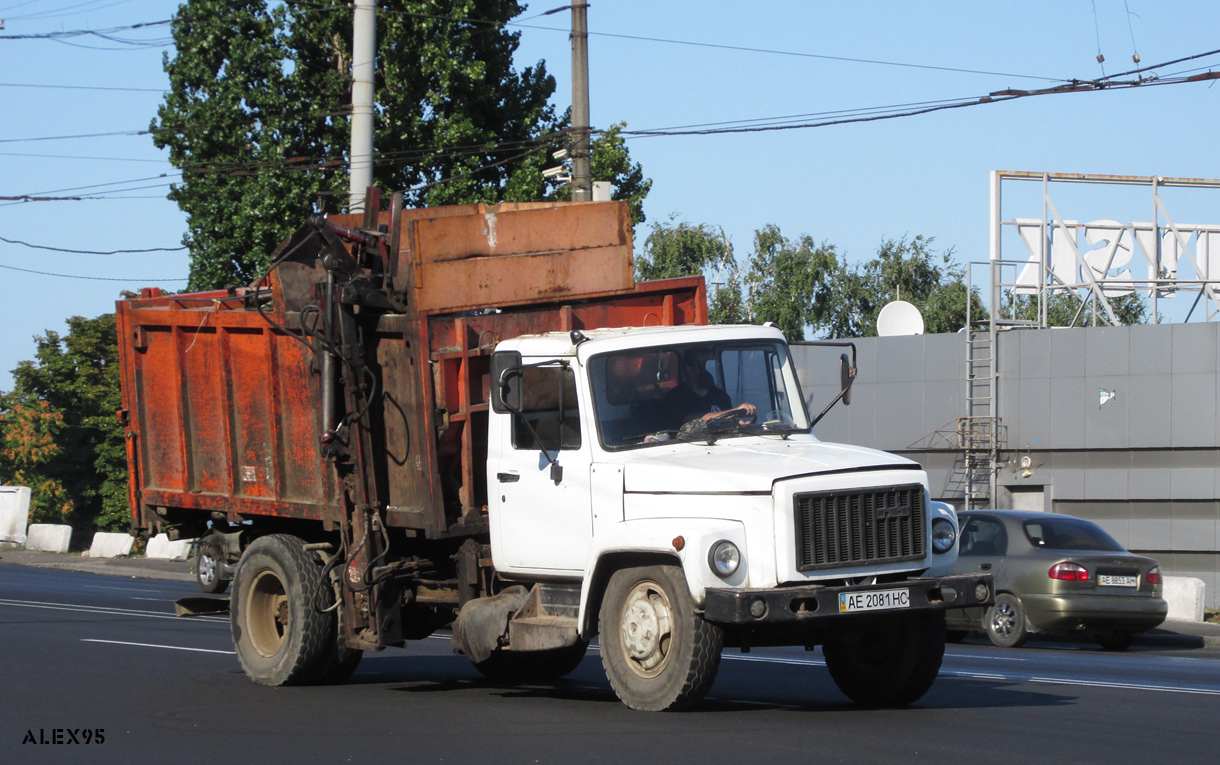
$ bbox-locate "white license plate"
[1099,575,1138,587]
[839,588,910,614]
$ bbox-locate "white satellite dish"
[876,300,925,336]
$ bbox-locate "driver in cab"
[663,347,757,432]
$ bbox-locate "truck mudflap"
[702,573,993,625]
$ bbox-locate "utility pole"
[570,0,591,201]
[349,0,376,213]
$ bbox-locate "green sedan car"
[947,510,1168,650]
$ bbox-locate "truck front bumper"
[703,573,994,625]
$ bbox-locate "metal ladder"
[961,326,998,510]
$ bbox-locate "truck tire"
[599,564,723,711]
[315,602,363,685]
[823,611,946,707]
[196,549,229,594]
[985,593,1029,648]
[230,534,331,686]
[474,642,589,683]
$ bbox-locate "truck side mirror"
[491,351,523,413]
[840,353,856,407]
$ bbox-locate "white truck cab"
[476,323,992,710]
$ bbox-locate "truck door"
[490,362,593,572]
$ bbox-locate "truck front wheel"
[599,565,723,711]
[230,534,331,686]
[823,611,946,707]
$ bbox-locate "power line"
[0,263,186,282]
[0,18,170,40]
[617,57,1220,139]
[0,235,184,255]
[0,129,147,144]
[0,81,166,93]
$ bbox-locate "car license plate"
[1099,574,1138,587]
[839,588,910,614]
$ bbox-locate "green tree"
[634,216,744,323]
[824,235,981,338]
[0,401,72,524]
[636,216,732,281]
[1008,291,1149,327]
[154,0,561,290]
[744,224,839,341]
[0,315,128,539]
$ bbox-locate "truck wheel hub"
[620,581,673,675]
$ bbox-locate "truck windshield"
[589,340,810,449]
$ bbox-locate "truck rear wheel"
[230,534,331,686]
[474,642,589,683]
[599,564,723,711]
[823,611,946,707]
[195,548,230,594]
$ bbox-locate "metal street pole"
[570,0,591,201]
[349,0,376,213]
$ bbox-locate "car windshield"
[589,340,809,449]
[1022,517,1124,552]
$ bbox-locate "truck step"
[508,614,580,652]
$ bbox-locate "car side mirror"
[491,351,523,413]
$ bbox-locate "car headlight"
[931,518,956,554]
[708,540,741,578]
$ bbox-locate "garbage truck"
[116,193,992,711]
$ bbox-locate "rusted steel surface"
[118,200,705,541]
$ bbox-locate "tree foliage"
[744,225,838,341]
[823,235,982,338]
[1008,291,1150,327]
[0,315,128,537]
[154,0,561,290]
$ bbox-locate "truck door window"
[511,365,581,451]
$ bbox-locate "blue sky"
[3,1,1220,390]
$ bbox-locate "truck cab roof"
[496,323,788,359]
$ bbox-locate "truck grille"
[794,484,926,571]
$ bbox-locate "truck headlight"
[931,518,956,554]
[708,540,741,578]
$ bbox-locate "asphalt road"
[2,561,1219,763]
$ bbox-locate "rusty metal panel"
[179,326,230,496]
[119,296,337,526]
[136,326,188,492]
[398,202,634,313]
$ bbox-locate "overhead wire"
[0,263,186,282]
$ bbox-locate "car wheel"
[196,549,229,594]
[1095,630,1135,652]
[985,593,1029,648]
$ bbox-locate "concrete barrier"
[26,523,72,553]
[146,534,195,561]
[0,486,32,546]
[1164,576,1206,622]
[88,531,135,558]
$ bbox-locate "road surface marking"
[0,597,226,623]
[81,638,233,655]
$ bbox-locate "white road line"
[83,585,162,593]
[0,598,227,623]
[944,651,1027,662]
[1026,676,1220,696]
[129,597,170,602]
[81,638,234,655]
